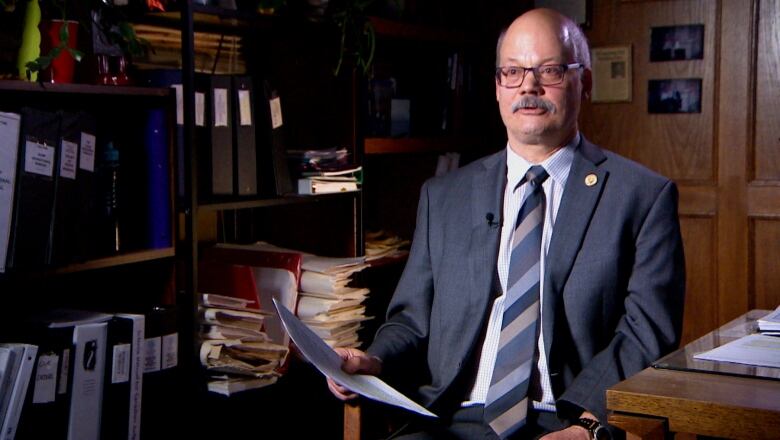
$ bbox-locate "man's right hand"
[326,347,383,401]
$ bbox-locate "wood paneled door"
[580,0,780,344]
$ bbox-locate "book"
[143,107,172,250]
[73,112,98,262]
[0,112,21,273]
[140,305,178,440]
[101,314,145,440]
[48,110,81,266]
[232,75,258,196]
[257,80,292,196]
[297,177,359,195]
[0,343,37,440]
[195,73,234,198]
[7,108,60,270]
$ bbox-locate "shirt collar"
[506,132,579,192]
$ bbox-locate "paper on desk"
[758,306,780,332]
[272,298,437,418]
[693,334,780,368]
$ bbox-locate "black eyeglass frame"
[495,63,584,88]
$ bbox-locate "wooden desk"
[607,310,780,440]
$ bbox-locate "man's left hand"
[540,425,590,440]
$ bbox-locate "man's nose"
[519,70,542,93]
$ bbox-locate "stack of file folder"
[297,255,372,348]
[297,166,362,195]
[365,230,410,261]
[198,293,288,395]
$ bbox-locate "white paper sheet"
[693,333,780,368]
[273,298,436,418]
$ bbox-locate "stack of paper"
[298,254,372,348]
[757,306,780,334]
[297,166,362,195]
[365,230,410,261]
[197,293,288,395]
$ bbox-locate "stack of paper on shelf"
[297,166,362,195]
[217,241,373,348]
[198,258,295,396]
[365,230,410,261]
[297,254,371,348]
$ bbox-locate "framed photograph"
[647,78,702,114]
[590,45,632,103]
[650,24,704,62]
[534,0,592,29]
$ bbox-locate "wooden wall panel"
[679,217,717,344]
[751,219,780,309]
[754,0,780,181]
[581,0,716,183]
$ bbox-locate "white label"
[57,348,70,395]
[195,92,205,127]
[24,140,55,177]
[161,332,178,369]
[172,84,184,125]
[143,336,161,373]
[214,88,229,127]
[238,89,252,126]
[79,132,96,172]
[111,343,131,384]
[60,140,78,180]
[270,97,283,129]
[32,353,59,403]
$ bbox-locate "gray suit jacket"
[366,137,686,427]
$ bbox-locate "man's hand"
[539,425,590,440]
[326,347,383,401]
[540,411,599,440]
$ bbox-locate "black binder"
[257,80,293,196]
[232,75,258,196]
[195,73,234,198]
[48,111,81,266]
[7,108,60,270]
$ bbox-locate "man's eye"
[539,66,557,75]
[506,67,520,76]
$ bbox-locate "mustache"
[511,96,557,113]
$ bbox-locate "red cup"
[41,19,79,83]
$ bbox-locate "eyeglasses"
[495,63,583,88]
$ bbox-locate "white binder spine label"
[143,337,161,373]
[214,88,229,127]
[32,353,59,403]
[58,348,70,394]
[112,343,130,384]
[60,140,78,180]
[161,333,178,369]
[270,96,283,129]
[238,90,252,126]
[195,92,205,127]
[79,132,96,172]
[24,140,55,177]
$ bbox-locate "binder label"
[172,84,184,125]
[24,140,55,177]
[58,348,70,394]
[161,332,178,369]
[143,336,161,373]
[32,353,59,403]
[111,343,131,383]
[270,97,283,129]
[79,132,96,172]
[60,140,78,180]
[196,92,205,127]
[238,90,252,126]
[214,88,229,127]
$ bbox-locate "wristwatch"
[571,417,611,440]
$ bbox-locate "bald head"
[496,8,590,69]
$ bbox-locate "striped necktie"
[485,165,549,439]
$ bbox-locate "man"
[329,8,685,439]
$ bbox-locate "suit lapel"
[542,139,608,360]
[467,151,506,335]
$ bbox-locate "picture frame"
[647,78,702,114]
[650,24,704,62]
[590,45,632,103]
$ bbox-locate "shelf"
[369,17,473,45]
[0,80,171,97]
[198,191,361,212]
[364,137,466,154]
[53,248,176,274]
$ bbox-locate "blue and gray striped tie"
[485,165,548,439]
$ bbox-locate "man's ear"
[581,68,593,100]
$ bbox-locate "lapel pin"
[585,174,598,187]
